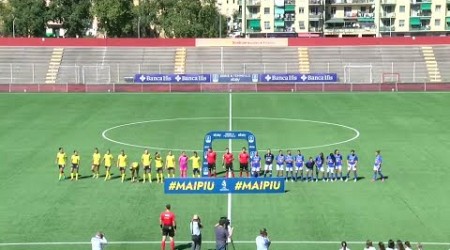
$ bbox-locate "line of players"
[55,146,385,183]
[55,147,203,183]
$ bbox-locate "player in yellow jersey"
[141,149,152,183]
[56,147,67,180]
[70,150,81,181]
[117,149,128,183]
[165,150,176,178]
[102,149,114,181]
[91,148,102,179]
[130,161,140,182]
[190,151,201,177]
[154,152,164,183]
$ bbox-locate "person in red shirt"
[239,147,250,177]
[222,148,235,178]
[206,147,217,177]
[160,204,176,250]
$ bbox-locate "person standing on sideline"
[255,228,270,250]
[372,150,385,182]
[238,147,250,177]
[404,241,413,250]
[364,240,376,250]
[91,232,107,250]
[334,149,344,181]
[222,148,235,178]
[284,150,294,182]
[179,151,189,178]
[166,151,176,178]
[70,150,80,181]
[56,147,67,181]
[190,151,201,177]
[91,148,101,179]
[215,217,233,250]
[141,149,152,183]
[206,147,217,177]
[294,150,305,182]
[339,241,350,250]
[315,152,325,182]
[190,214,202,250]
[160,204,176,250]
[326,153,335,182]
[275,150,285,178]
[117,150,128,183]
[263,149,274,177]
[346,150,359,182]
[305,157,315,182]
[102,149,114,181]
[251,151,261,177]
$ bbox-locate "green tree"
[47,0,92,37]
[1,0,48,37]
[92,0,134,38]
[134,0,159,38]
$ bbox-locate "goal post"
[343,64,373,83]
[381,72,400,84]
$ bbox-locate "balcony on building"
[284,0,295,13]
[379,26,395,32]
[327,0,375,5]
[447,17,450,30]
[309,0,324,5]
[246,19,261,32]
[324,17,376,36]
[238,0,261,6]
[309,12,324,20]
[381,0,396,5]
[410,17,430,31]
[381,12,396,18]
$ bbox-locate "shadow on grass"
[175,243,192,250]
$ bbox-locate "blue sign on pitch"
[164,177,285,194]
[134,74,211,83]
[259,73,338,83]
[202,131,257,177]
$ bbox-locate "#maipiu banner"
[164,178,285,194]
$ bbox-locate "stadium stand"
[58,47,177,84]
[0,45,443,84]
[185,47,299,74]
[0,47,53,84]
[431,46,450,83]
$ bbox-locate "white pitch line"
[0,240,449,246]
[101,117,360,151]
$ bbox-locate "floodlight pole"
[138,16,141,38]
[12,16,16,38]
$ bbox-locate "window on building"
[344,7,352,17]
[399,19,405,27]
[298,7,304,14]
[264,7,270,14]
[298,21,305,29]
[360,7,366,12]
[264,21,270,30]
[331,7,336,15]
[435,19,441,26]
[435,5,441,12]
[399,5,405,13]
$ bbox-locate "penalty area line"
[0,240,449,246]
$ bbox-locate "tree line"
[0,0,227,38]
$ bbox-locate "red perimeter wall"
[0,36,449,47]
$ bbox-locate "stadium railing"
[2,82,450,93]
[0,62,448,84]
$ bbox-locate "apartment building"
[231,0,450,37]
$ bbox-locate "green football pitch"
[1,92,450,250]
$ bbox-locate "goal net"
[381,72,400,83]
[82,65,111,84]
[343,65,373,83]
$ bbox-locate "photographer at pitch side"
[255,228,270,250]
[91,232,107,250]
[190,214,203,250]
[215,217,233,250]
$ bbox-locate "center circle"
[101,117,360,152]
